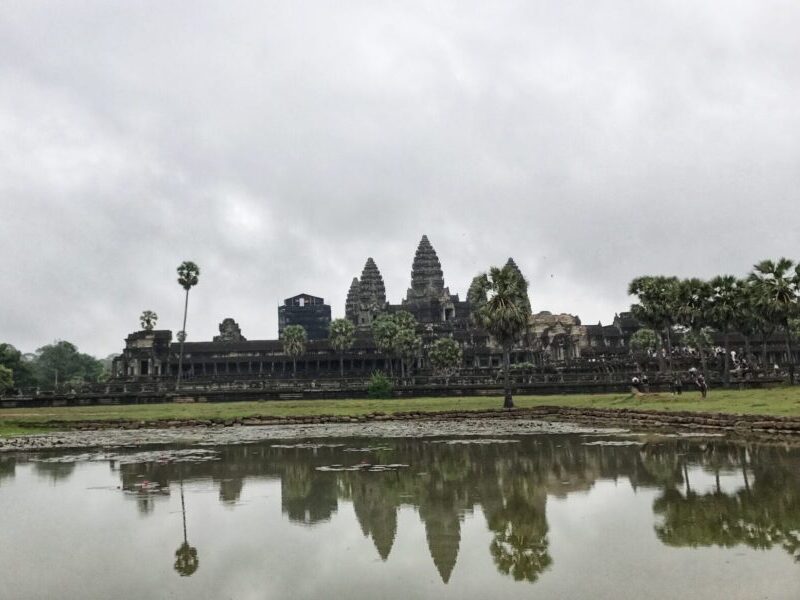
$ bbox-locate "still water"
[1,432,798,599]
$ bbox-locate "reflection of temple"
[95,436,800,583]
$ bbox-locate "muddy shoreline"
[3,405,799,452]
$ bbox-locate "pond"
[1,431,798,598]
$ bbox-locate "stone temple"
[112,235,638,380]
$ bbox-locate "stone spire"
[345,277,361,324]
[409,235,445,296]
[359,258,386,308]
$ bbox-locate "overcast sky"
[2,1,800,357]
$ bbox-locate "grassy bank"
[2,386,800,437]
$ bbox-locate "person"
[673,376,683,395]
[695,373,708,398]
[641,373,650,393]
[631,376,641,394]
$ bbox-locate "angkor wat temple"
[112,235,641,381]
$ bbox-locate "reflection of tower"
[218,478,244,504]
[419,502,461,584]
[281,463,338,524]
[351,478,398,561]
[174,479,199,577]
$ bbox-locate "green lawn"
[2,386,800,437]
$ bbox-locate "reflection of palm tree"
[487,494,552,583]
[174,480,199,577]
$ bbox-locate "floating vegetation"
[315,463,408,472]
[429,439,520,445]
[343,446,391,452]
[31,449,220,465]
[271,443,345,449]
[581,440,642,447]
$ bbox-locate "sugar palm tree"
[282,325,307,376]
[628,276,680,372]
[140,310,158,331]
[470,264,530,408]
[748,258,799,383]
[328,318,356,378]
[675,278,712,376]
[708,275,743,387]
[175,261,200,390]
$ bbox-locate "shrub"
[367,371,393,399]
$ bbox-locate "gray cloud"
[2,0,800,356]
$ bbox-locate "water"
[1,432,798,599]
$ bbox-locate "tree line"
[628,258,800,385]
[0,341,109,394]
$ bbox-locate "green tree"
[675,278,713,375]
[428,338,462,385]
[470,264,530,408]
[372,314,400,376]
[282,324,307,376]
[328,318,356,378]
[176,261,200,389]
[629,328,658,356]
[140,310,158,331]
[393,311,421,379]
[749,258,799,383]
[0,343,35,389]
[32,341,104,390]
[0,365,13,395]
[628,276,680,372]
[708,275,744,386]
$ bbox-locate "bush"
[367,371,393,399]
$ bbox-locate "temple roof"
[359,258,386,306]
[409,234,445,297]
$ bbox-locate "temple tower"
[347,257,387,328]
[345,277,361,324]
[505,257,532,315]
[403,235,458,324]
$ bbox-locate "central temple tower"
[402,235,460,325]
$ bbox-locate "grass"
[2,386,800,437]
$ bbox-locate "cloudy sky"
[2,1,799,357]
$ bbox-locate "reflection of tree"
[174,480,199,577]
[0,456,15,487]
[34,461,75,484]
[487,492,551,582]
[653,446,800,562]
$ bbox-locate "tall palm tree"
[282,325,307,376]
[675,278,712,376]
[749,258,799,383]
[328,318,356,378]
[708,275,743,387]
[175,261,200,390]
[470,264,530,408]
[628,276,680,372]
[139,310,158,331]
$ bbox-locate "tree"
[675,278,713,376]
[629,328,658,357]
[628,276,680,372]
[0,343,35,389]
[708,275,744,387]
[32,341,104,390]
[372,314,400,376]
[282,324,307,376]
[749,258,800,384]
[0,365,13,395]
[328,318,356,378]
[470,264,530,408]
[392,311,421,379]
[176,261,200,389]
[140,310,158,331]
[428,338,462,385]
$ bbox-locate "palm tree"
[175,261,200,390]
[708,275,743,387]
[328,318,356,378]
[675,278,712,376]
[470,264,530,408]
[749,258,800,383]
[628,276,680,372]
[139,310,158,331]
[282,325,307,376]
